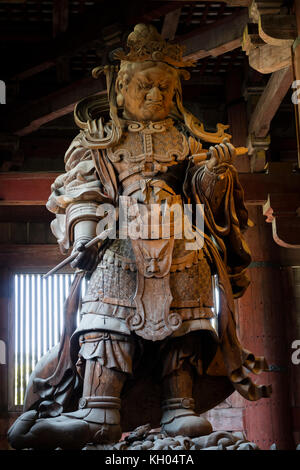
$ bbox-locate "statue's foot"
[162,414,212,438]
[160,398,212,438]
[8,397,122,450]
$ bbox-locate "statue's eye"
[139,83,151,90]
[159,83,169,91]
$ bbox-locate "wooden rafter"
[52,0,69,38]
[147,0,251,5]
[179,9,249,61]
[161,8,181,40]
[2,165,300,207]
[1,163,299,248]
[5,77,106,136]
[1,7,251,136]
[9,1,182,81]
[249,66,293,138]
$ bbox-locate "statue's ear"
[178,69,191,81]
[115,77,125,107]
[115,76,122,93]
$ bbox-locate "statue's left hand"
[206,139,236,171]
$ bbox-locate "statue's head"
[116,61,178,122]
[114,24,195,122]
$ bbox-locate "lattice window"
[10,273,87,409]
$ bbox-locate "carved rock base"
[82,429,260,451]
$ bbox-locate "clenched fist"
[70,238,98,271]
[206,139,236,171]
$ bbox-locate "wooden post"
[226,71,250,173]
[52,0,69,38]
[0,267,11,449]
[236,206,295,449]
[293,0,300,168]
[281,266,300,445]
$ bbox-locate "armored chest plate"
[106,119,189,182]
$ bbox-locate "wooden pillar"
[235,206,295,449]
[281,266,300,444]
[226,71,250,173]
[293,0,300,168]
[0,267,11,449]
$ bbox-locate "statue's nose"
[147,259,160,273]
[146,87,162,102]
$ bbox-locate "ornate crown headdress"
[113,23,196,68]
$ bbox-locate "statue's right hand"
[70,239,98,271]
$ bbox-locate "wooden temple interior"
[0,0,300,450]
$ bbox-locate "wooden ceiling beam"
[2,6,251,135]
[248,65,293,138]
[0,172,61,205]
[131,1,184,23]
[179,9,249,62]
[2,164,299,248]
[2,164,300,208]
[10,0,122,81]
[52,0,69,38]
[161,7,182,40]
[0,245,65,270]
[4,77,106,137]
[8,1,182,82]
[147,1,251,6]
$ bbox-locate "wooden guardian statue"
[8,24,271,450]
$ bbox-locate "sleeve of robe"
[189,161,252,298]
[46,133,111,254]
[185,160,272,401]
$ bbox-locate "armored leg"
[8,331,134,449]
[160,334,212,438]
[61,362,127,446]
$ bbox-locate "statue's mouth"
[145,101,163,109]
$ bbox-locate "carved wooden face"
[119,63,177,122]
[131,239,174,278]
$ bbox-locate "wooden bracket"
[247,133,270,172]
[262,163,300,249]
[243,1,295,74]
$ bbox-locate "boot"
[7,396,122,450]
[59,395,122,444]
[161,397,212,437]
[161,362,212,438]
[8,362,126,450]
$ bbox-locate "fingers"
[206,140,235,170]
[76,242,85,252]
[219,143,231,163]
[70,246,97,271]
[70,241,87,269]
[206,146,219,170]
[222,138,236,160]
[70,251,84,269]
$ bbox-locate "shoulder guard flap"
[74,94,111,130]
